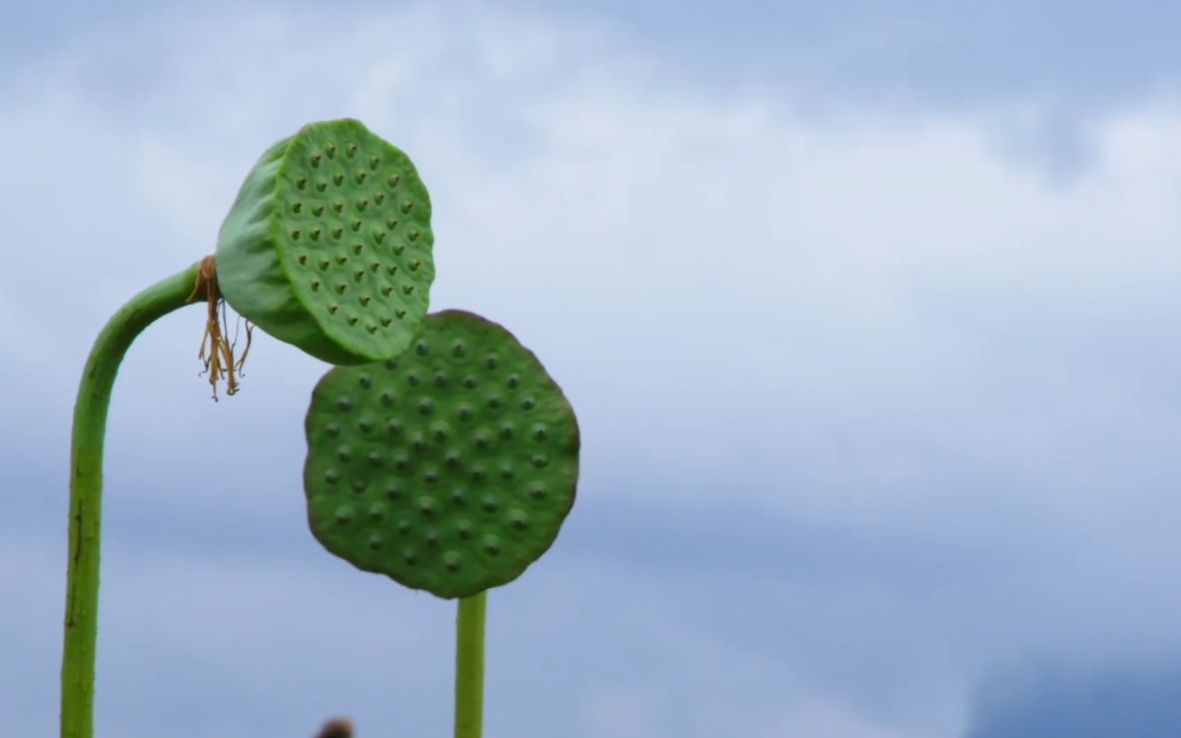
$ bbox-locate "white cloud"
[7,4,1181,738]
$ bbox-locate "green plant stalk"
[454,591,487,738]
[60,261,203,738]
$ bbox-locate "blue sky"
[4,2,1181,737]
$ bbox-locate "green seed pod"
[216,119,434,365]
[304,310,580,598]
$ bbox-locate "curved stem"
[454,591,487,738]
[61,262,204,738]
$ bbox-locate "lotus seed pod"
[304,310,580,598]
[216,119,435,365]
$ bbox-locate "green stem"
[61,261,204,738]
[454,591,487,738]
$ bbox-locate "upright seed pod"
[304,310,580,598]
[216,118,435,365]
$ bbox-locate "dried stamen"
[188,256,253,400]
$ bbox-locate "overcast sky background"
[4,2,1181,737]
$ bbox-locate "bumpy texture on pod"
[304,310,580,598]
[216,119,434,365]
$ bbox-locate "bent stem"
[61,261,205,738]
[454,591,487,738]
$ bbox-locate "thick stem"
[454,591,487,738]
[61,262,204,738]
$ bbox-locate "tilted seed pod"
[216,119,434,365]
[304,310,580,598]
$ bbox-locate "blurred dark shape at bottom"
[315,717,354,738]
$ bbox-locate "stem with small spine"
[61,261,204,738]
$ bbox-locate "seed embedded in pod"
[509,509,529,530]
[482,535,501,556]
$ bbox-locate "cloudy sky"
[4,2,1181,737]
